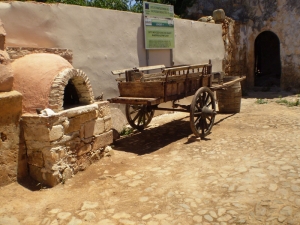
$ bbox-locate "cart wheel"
[190,87,216,138]
[125,104,155,131]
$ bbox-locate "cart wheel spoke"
[126,104,155,131]
[132,110,141,123]
[190,87,216,138]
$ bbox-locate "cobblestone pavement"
[0,92,300,225]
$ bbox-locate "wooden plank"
[188,63,209,69]
[136,65,165,72]
[108,97,163,105]
[162,65,190,74]
[118,82,164,98]
[210,76,246,91]
[111,65,165,75]
[111,68,134,75]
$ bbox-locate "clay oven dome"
[12,53,94,113]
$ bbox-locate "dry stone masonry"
[22,101,113,187]
[6,47,73,64]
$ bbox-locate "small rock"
[142,214,152,220]
[153,214,168,220]
[112,212,131,219]
[217,214,232,222]
[280,206,293,217]
[67,217,82,225]
[204,214,213,222]
[192,215,202,222]
[97,219,116,225]
[269,184,278,192]
[218,208,226,216]
[57,212,72,220]
[278,215,287,222]
[81,201,99,210]
[209,211,217,218]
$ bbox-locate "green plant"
[276,98,300,107]
[255,98,268,104]
[120,127,134,136]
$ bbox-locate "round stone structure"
[12,53,94,114]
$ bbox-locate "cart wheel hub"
[201,106,216,117]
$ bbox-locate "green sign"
[144,1,174,18]
[143,2,175,49]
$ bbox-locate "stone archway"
[49,68,95,112]
[254,31,281,87]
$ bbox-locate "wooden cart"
[108,60,245,138]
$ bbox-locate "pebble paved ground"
[0,91,300,225]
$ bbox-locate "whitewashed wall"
[0,1,224,100]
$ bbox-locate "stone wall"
[6,47,73,64]
[0,91,23,186]
[21,101,113,187]
[187,0,300,90]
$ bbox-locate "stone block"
[104,116,112,132]
[25,140,51,151]
[84,120,96,138]
[213,9,225,23]
[27,151,44,167]
[49,125,64,141]
[77,143,92,156]
[59,104,98,118]
[29,165,60,187]
[96,101,111,118]
[65,110,97,134]
[23,124,50,141]
[93,118,105,135]
[92,130,113,150]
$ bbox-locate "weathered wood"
[108,97,163,105]
[111,65,165,75]
[188,63,209,70]
[210,76,246,91]
[118,82,164,98]
[162,65,190,74]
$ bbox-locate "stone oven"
[10,53,113,187]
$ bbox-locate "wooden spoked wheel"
[190,87,216,138]
[125,104,155,131]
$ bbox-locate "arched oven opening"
[63,79,80,109]
[49,68,95,112]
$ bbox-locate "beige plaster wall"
[0,1,224,100]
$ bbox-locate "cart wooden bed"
[108,60,245,138]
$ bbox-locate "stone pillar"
[0,91,23,187]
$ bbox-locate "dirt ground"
[0,91,300,225]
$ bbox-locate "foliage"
[120,127,134,136]
[17,0,194,17]
[255,98,268,104]
[133,0,195,17]
[275,98,300,107]
[42,0,129,10]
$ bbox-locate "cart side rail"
[111,64,165,75]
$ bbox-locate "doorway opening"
[254,31,281,87]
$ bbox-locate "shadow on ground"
[113,113,235,155]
